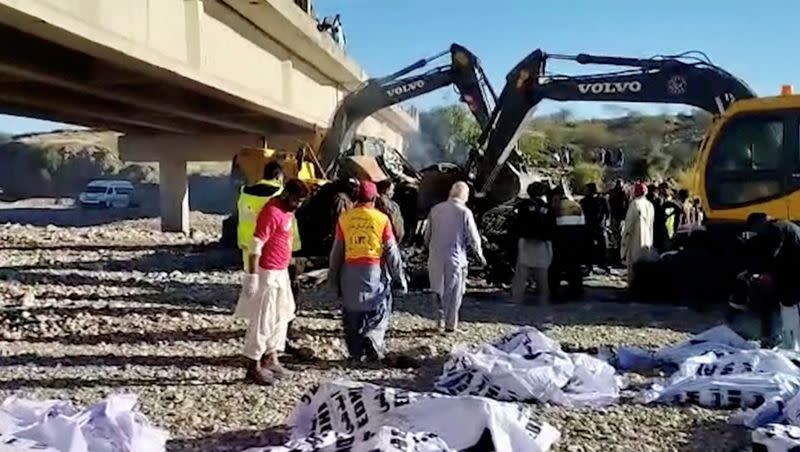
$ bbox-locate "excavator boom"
[476,49,756,196]
[317,43,495,174]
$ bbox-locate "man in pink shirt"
[235,179,309,385]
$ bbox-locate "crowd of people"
[233,151,800,386]
[233,159,490,385]
[549,147,625,169]
[509,179,706,303]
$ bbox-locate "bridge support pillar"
[158,157,189,233]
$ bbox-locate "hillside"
[0,130,229,200]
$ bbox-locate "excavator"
[469,48,781,294]
[473,49,757,202]
[223,43,505,256]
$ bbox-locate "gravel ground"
[0,210,750,451]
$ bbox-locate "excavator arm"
[476,49,756,196]
[317,43,495,173]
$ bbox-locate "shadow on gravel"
[12,305,226,317]
[680,418,749,452]
[4,244,237,273]
[1,353,242,368]
[360,356,448,392]
[1,243,189,252]
[167,427,288,452]
[0,376,238,390]
[5,327,242,345]
[5,271,237,309]
[292,324,441,340]
[393,292,723,335]
[0,206,155,228]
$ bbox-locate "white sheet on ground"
[0,394,168,452]
[752,424,800,452]
[252,427,456,452]
[643,349,800,411]
[433,327,622,407]
[616,325,760,372]
[253,380,560,452]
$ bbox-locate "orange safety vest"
[337,206,391,264]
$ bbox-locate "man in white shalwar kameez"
[234,180,309,385]
[425,182,486,332]
[621,182,655,288]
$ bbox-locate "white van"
[78,179,138,208]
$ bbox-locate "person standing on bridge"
[237,179,310,385]
[328,180,406,363]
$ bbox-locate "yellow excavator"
[222,43,505,255]
[694,85,799,224]
[473,47,800,299]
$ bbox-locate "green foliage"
[569,162,604,194]
[417,104,481,165]
[417,101,712,187]
[517,131,548,165]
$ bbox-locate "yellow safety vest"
[291,217,302,252]
[237,179,283,250]
[338,206,389,264]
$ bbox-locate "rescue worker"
[236,179,310,385]
[549,185,586,300]
[236,161,284,272]
[580,182,610,270]
[745,213,800,350]
[328,180,406,362]
[425,182,486,331]
[511,181,555,304]
[621,183,655,288]
[375,179,405,243]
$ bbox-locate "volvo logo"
[386,80,425,97]
[578,81,642,94]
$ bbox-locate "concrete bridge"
[0,0,418,232]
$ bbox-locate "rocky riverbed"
[0,210,748,451]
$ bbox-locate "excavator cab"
[698,91,800,224]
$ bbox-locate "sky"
[1,0,797,133]
[312,0,800,118]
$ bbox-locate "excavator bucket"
[338,155,389,182]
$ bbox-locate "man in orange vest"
[328,180,406,363]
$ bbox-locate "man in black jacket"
[607,180,628,266]
[746,213,800,349]
[580,183,610,270]
[510,182,556,304]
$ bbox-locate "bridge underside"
[0,21,317,234]
[0,23,309,136]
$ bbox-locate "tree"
[416,104,481,165]
[517,131,548,164]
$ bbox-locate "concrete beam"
[120,133,265,162]
[0,59,274,135]
[159,157,189,233]
[0,87,198,134]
